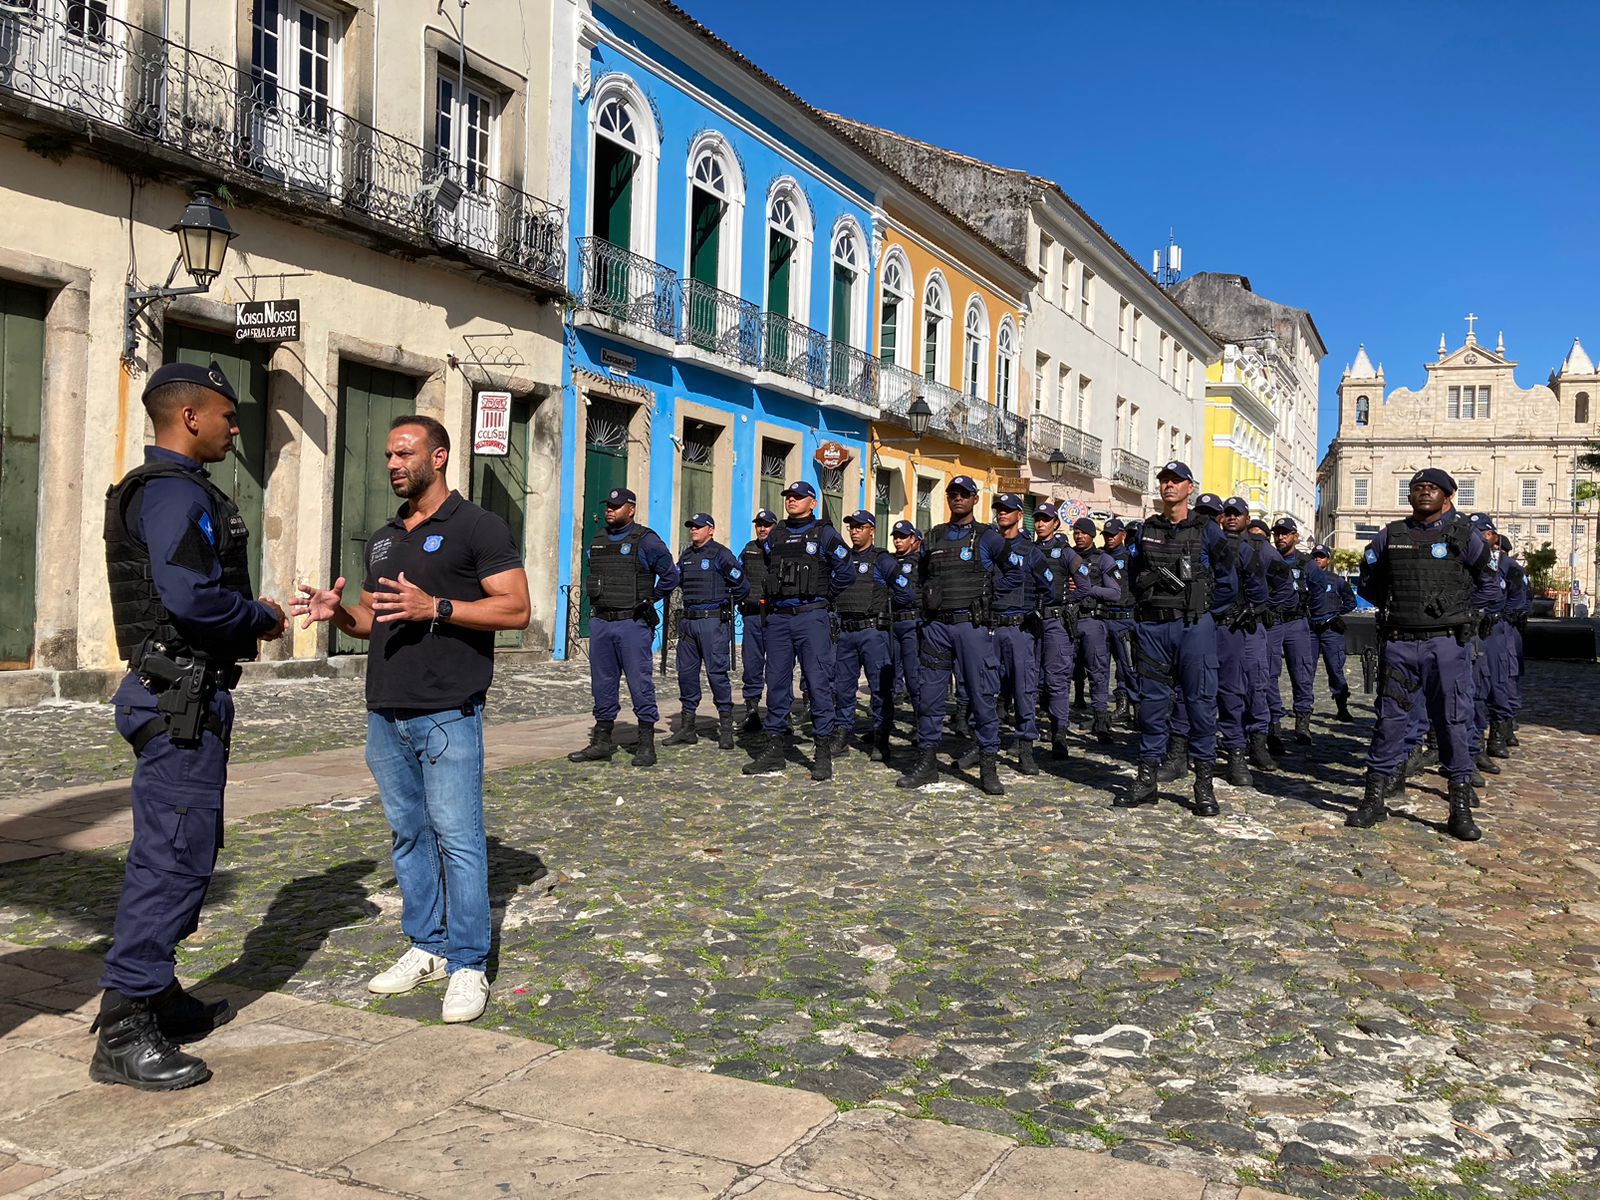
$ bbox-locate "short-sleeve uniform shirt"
[362,490,521,710]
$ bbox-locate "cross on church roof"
[1464,312,1478,344]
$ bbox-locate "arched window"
[963,298,990,400]
[764,179,812,326]
[995,318,1017,413]
[683,133,744,344]
[921,273,950,384]
[588,76,658,259]
[1578,392,1591,424]
[878,248,909,367]
[1354,395,1370,426]
[830,219,865,350]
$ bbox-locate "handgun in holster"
[139,651,211,746]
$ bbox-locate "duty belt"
[1040,604,1072,619]
[837,615,887,632]
[770,600,829,616]
[891,614,920,628]
[1382,626,1464,642]
[932,609,976,624]
[591,606,639,622]
[128,711,229,756]
[681,605,729,621]
[990,612,1030,628]
[1104,607,1134,619]
[1136,608,1188,624]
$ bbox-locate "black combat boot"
[150,980,234,1044]
[1506,719,1520,748]
[1294,713,1312,744]
[1115,761,1160,808]
[567,721,617,763]
[1247,732,1277,771]
[663,711,699,747]
[1334,694,1353,722]
[631,723,657,768]
[1015,740,1039,776]
[1051,731,1071,760]
[1385,764,1408,799]
[1157,735,1190,783]
[895,747,939,788]
[1347,770,1390,828]
[952,709,971,740]
[978,751,1005,796]
[1192,761,1220,817]
[741,704,763,734]
[1467,764,1487,788]
[1092,710,1114,745]
[1418,737,1440,768]
[1072,683,1087,711]
[1446,779,1482,841]
[717,713,736,750]
[956,745,982,770]
[1224,747,1252,788]
[1474,741,1501,775]
[870,725,891,764]
[742,733,787,775]
[1267,721,1286,757]
[89,990,211,1091]
[1487,720,1511,759]
[811,735,833,782]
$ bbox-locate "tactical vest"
[1134,519,1212,618]
[925,522,987,611]
[1108,547,1134,609]
[1037,535,1072,606]
[834,548,889,616]
[1281,550,1312,616]
[104,461,257,667]
[586,525,653,610]
[678,541,731,608]
[991,536,1039,613]
[768,522,827,600]
[739,540,769,610]
[889,553,920,612]
[1381,518,1474,630]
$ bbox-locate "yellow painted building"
[1202,344,1279,515]
[865,201,1034,539]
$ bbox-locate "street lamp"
[907,392,932,439]
[1047,448,1068,483]
[123,192,237,363]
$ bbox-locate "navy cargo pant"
[102,675,233,997]
[1471,622,1514,745]
[677,614,734,714]
[834,624,893,734]
[993,621,1040,743]
[1135,614,1219,766]
[1268,615,1317,718]
[739,610,766,707]
[1214,619,1250,751]
[1367,634,1474,782]
[1105,616,1137,705]
[1039,614,1076,735]
[1312,620,1350,700]
[1243,626,1272,737]
[1077,616,1111,713]
[1507,622,1525,716]
[890,617,922,731]
[589,615,658,724]
[918,618,1000,754]
[764,606,836,738]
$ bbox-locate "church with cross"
[1317,316,1600,609]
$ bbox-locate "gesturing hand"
[291,578,347,629]
[259,596,289,641]
[372,571,436,624]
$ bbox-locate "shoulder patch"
[1364,548,1377,564]
[833,544,848,559]
[729,567,741,580]
[1077,563,1089,576]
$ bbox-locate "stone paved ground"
[1,660,1598,1200]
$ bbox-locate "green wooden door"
[915,477,934,532]
[163,324,269,590]
[333,362,417,654]
[592,138,636,310]
[873,468,893,549]
[471,394,532,648]
[759,438,787,515]
[820,467,845,529]
[678,420,716,535]
[687,188,723,349]
[578,445,628,638]
[0,283,45,667]
[765,232,794,364]
[829,264,855,390]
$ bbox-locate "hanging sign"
[234,299,299,343]
[814,440,850,471]
[600,348,635,377]
[473,391,512,456]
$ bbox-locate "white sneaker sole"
[367,964,447,995]
[441,994,488,1023]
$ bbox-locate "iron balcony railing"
[826,340,877,407]
[682,278,760,366]
[876,363,1029,458]
[1112,447,1151,492]
[1028,412,1103,476]
[576,238,680,340]
[762,312,828,390]
[948,390,1027,462]
[0,2,565,287]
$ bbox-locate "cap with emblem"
[1102,517,1125,537]
[1034,502,1060,522]
[752,508,777,525]
[1469,513,1497,531]
[946,475,978,495]
[781,480,817,499]
[994,492,1024,512]
[1248,518,1270,534]
[683,512,714,529]
[1311,544,1332,558]
[1222,496,1249,515]
[890,520,920,539]
[1072,517,1097,535]
[604,487,637,506]
[1156,460,1195,483]
[844,510,876,526]
[1409,467,1456,495]
[1272,516,1298,533]
[143,361,238,404]
[1195,493,1223,514]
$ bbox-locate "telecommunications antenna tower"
[1152,230,1183,288]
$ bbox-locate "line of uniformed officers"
[566,461,1528,841]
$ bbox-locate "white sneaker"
[367,947,447,995]
[441,969,489,1024]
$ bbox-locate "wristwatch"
[435,598,454,624]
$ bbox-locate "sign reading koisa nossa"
[234,299,300,343]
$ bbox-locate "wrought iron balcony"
[1028,412,1102,476]
[681,278,760,367]
[826,341,877,407]
[1112,447,1151,492]
[947,391,1027,462]
[575,238,679,341]
[0,2,565,288]
[761,313,828,390]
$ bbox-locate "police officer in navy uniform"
[1220,503,1283,774]
[1206,497,1270,787]
[97,362,288,1090]
[896,476,1023,795]
[663,513,749,751]
[1308,544,1357,721]
[1347,468,1491,839]
[1069,517,1126,745]
[1116,462,1235,816]
[885,520,924,762]
[1031,503,1084,758]
[568,488,680,768]
[738,510,776,732]
[990,493,1055,775]
[1267,518,1321,746]
[1500,535,1529,742]
[831,511,898,761]
[743,480,853,782]
[1160,493,1223,780]
[1464,513,1514,773]
[1100,517,1138,726]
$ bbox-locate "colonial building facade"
[1318,324,1600,605]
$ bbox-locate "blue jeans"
[366,704,489,974]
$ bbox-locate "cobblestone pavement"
[2,662,1598,1200]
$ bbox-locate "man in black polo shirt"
[292,414,529,1025]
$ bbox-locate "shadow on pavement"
[487,835,550,979]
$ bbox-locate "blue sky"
[679,0,1600,458]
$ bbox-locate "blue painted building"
[555,1,886,656]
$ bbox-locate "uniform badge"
[1044,568,1054,583]
[699,559,710,570]
[1009,553,1023,567]
[1430,544,1448,559]
[621,543,633,556]
[423,535,444,553]
[900,563,913,575]
[960,547,973,561]
[1365,548,1377,564]
[730,567,741,580]
[805,542,818,556]
[197,512,215,545]
[857,561,870,573]
[1050,548,1061,558]
[1077,563,1090,576]
[832,544,848,559]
